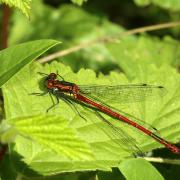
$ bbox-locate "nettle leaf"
[106,35,180,80]
[118,158,164,180]
[0,39,60,88]
[0,0,31,18]
[2,62,180,175]
[8,115,94,161]
[134,0,180,11]
[71,0,87,6]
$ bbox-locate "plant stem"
[143,157,180,165]
[0,3,10,161]
[0,145,7,161]
[1,4,10,49]
[38,21,180,64]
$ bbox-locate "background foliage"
[0,0,180,180]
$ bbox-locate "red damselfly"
[34,72,179,154]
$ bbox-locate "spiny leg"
[62,97,87,121]
[95,111,143,155]
[56,70,65,81]
[37,72,49,76]
[46,92,60,112]
[30,92,48,96]
[31,91,60,112]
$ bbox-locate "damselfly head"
[37,72,57,80]
[36,72,56,90]
[47,73,57,80]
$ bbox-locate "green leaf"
[71,0,87,6]
[106,35,180,80]
[134,0,180,11]
[118,158,164,180]
[8,115,94,161]
[2,62,180,175]
[0,39,60,88]
[0,0,31,18]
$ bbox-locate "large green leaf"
[2,62,180,175]
[106,35,180,80]
[7,115,94,161]
[118,158,164,180]
[0,39,60,88]
[0,0,31,18]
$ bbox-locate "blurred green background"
[5,0,180,74]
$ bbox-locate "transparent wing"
[79,84,167,104]
[94,111,142,154]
